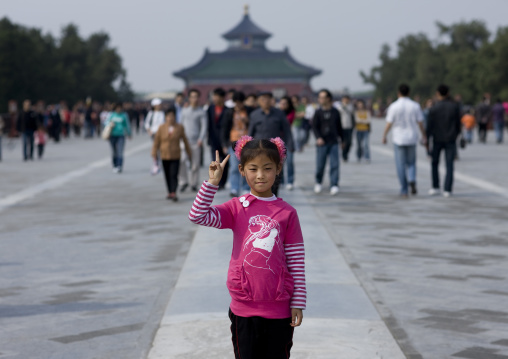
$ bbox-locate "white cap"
[151,98,162,107]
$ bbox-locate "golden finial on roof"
[244,4,249,15]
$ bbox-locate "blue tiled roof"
[222,14,271,40]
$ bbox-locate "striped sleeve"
[285,243,306,309]
[188,181,225,228]
[189,181,233,228]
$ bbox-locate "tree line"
[0,17,134,113]
[361,20,508,105]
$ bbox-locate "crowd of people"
[1,86,506,200]
[0,98,149,162]
[146,85,507,201]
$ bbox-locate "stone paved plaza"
[1,121,507,358]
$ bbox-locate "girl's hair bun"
[270,137,287,163]
[234,135,254,160]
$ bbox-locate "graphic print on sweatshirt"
[236,213,292,302]
[243,215,282,275]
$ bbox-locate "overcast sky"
[3,0,508,93]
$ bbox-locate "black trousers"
[342,129,353,160]
[431,141,456,192]
[478,123,488,142]
[37,144,44,159]
[229,308,294,359]
[162,159,180,193]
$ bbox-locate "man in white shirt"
[145,98,165,174]
[382,84,426,197]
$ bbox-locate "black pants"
[342,129,353,160]
[37,144,44,159]
[431,141,456,192]
[162,159,180,193]
[229,308,294,359]
[23,131,35,160]
[478,123,488,142]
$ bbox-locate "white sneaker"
[286,184,294,191]
[314,184,322,194]
[112,167,118,173]
[330,186,340,195]
[428,188,440,196]
[443,191,451,198]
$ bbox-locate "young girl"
[189,136,306,358]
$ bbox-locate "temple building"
[173,5,321,100]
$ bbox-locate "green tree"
[361,20,507,104]
[0,17,133,112]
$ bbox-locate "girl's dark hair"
[165,106,176,116]
[232,139,282,168]
[280,96,295,115]
[232,91,246,103]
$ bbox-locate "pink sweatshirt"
[189,181,306,319]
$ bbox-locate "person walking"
[152,107,192,201]
[476,95,491,143]
[60,103,71,138]
[188,139,306,358]
[174,92,184,124]
[207,88,229,189]
[292,95,307,153]
[48,105,62,143]
[382,84,426,197]
[279,96,296,190]
[34,124,48,159]
[17,100,39,161]
[302,96,315,146]
[145,98,165,174]
[221,91,253,197]
[179,89,208,192]
[248,91,294,196]
[355,100,371,163]
[461,109,476,144]
[312,89,343,195]
[126,102,140,135]
[334,95,355,162]
[104,103,132,173]
[426,85,461,197]
[84,99,95,139]
[492,99,505,144]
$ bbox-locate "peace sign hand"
[208,150,230,186]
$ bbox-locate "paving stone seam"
[312,204,417,359]
[0,141,152,212]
